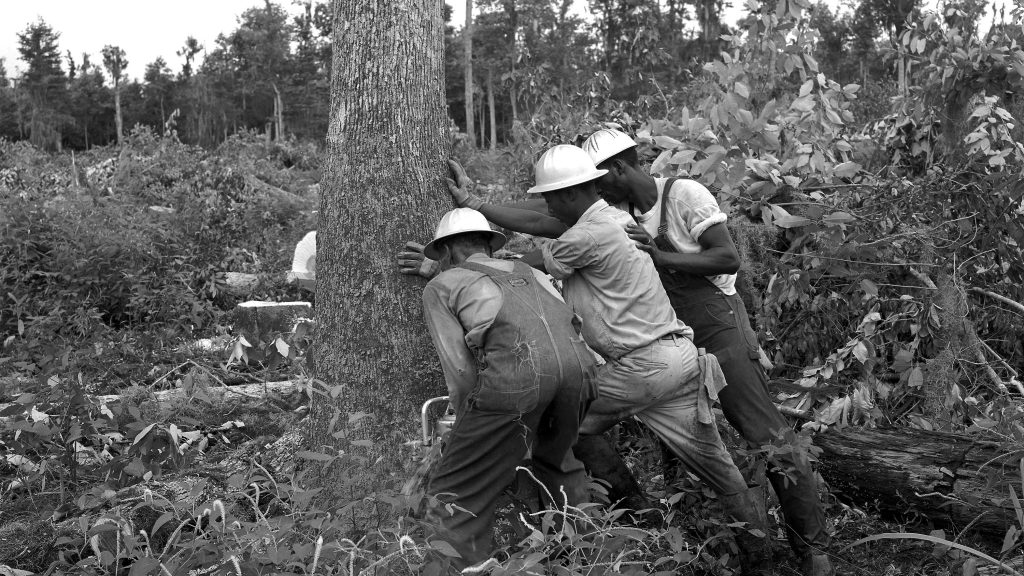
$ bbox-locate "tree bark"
[504,0,518,123]
[488,68,496,150]
[816,427,1019,536]
[114,82,123,145]
[272,82,284,141]
[464,0,475,147]
[478,93,485,146]
[311,0,449,496]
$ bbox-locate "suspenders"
[630,177,680,254]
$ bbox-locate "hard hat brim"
[587,140,636,166]
[423,229,507,261]
[526,167,608,195]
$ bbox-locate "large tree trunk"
[816,427,1019,536]
[310,0,449,497]
[463,0,475,147]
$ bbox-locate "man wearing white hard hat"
[440,145,772,574]
[418,207,597,571]
[581,128,834,576]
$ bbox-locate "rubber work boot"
[574,434,656,514]
[718,488,773,576]
[799,554,835,576]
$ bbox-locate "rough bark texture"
[310,0,450,485]
[114,86,123,146]
[816,427,1019,536]
[488,69,496,150]
[464,0,475,146]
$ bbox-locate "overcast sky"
[0,0,304,80]
[0,0,996,83]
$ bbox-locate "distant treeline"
[0,0,1001,151]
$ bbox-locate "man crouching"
[419,208,597,571]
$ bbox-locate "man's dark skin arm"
[478,203,567,239]
[520,248,546,273]
[447,159,568,238]
[627,221,741,275]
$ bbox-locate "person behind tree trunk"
[417,208,597,572]
[578,128,834,576]
[403,147,773,575]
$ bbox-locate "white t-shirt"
[616,178,737,295]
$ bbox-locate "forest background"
[1,0,1024,574]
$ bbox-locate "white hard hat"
[423,208,507,260]
[581,129,638,166]
[526,144,608,194]
[291,231,317,281]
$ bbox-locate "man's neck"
[448,249,491,268]
[628,174,659,213]
[569,197,602,224]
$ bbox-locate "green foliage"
[0,127,317,387]
[466,0,1024,438]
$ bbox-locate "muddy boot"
[574,434,654,513]
[719,488,773,576]
[799,554,835,576]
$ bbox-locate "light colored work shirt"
[617,178,737,295]
[422,253,563,405]
[540,199,692,360]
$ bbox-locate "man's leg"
[426,406,537,569]
[635,341,772,575]
[573,340,689,512]
[530,362,594,508]
[629,340,748,498]
[683,289,831,571]
[573,433,653,510]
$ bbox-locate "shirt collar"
[577,198,609,224]
[466,252,494,263]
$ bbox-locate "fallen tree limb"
[0,380,302,421]
[970,287,1024,315]
[98,379,301,411]
[816,426,1020,536]
[974,347,1011,396]
[907,267,938,290]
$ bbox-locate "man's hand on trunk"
[397,241,440,279]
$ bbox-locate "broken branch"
[969,287,1024,315]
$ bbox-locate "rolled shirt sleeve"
[671,180,728,242]
[541,227,599,281]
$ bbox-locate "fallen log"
[0,380,302,422]
[816,426,1020,536]
[95,379,302,412]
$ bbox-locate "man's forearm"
[478,203,567,238]
[655,248,740,276]
[520,248,546,273]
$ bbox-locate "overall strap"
[657,177,680,239]
[510,259,536,278]
[654,177,680,254]
[628,202,640,224]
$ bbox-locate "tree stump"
[816,426,1020,536]
[232,301,312,362]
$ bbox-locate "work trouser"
[426,364,594,570]
[673,282,830,555]
[579,336,748,498]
